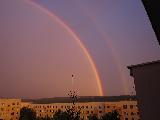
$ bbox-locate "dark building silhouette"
[128,60,160,120]
[141,0,160,45]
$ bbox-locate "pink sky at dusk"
[0,0,160,98]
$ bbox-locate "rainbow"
[25,0,103,96]
[77,4,129,94]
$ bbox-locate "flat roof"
[127,60,160,69]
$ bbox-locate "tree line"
[19,107,120,120]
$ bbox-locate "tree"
[19,107,36,120]
[65,91,82,120]
[52,109,70,120]
[100,110,120,120]
[52,91,82,120]
[36,116,51,120]
[88,114,99,120]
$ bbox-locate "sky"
[0,0,160,98]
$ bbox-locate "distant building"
[0,96,140,120]
[22,101,139,120]
[0,99,21,120]
[21,96,140,120]
[128,60,160,120]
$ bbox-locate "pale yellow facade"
[0,99,21,120]
[22,101,140,120]
[0,99,140,120]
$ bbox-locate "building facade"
[0,96,140,120]
[0,99,21,120]
[21,100,140,120]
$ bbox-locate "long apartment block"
[0,95,140,120]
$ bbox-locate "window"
[123,105,127,109]
[2,103,5,106]
[99,111,102,113]
[124,112,128,115]
[131,112,134,115]
[86,106,88,109]
[11,112,14,115]
[130,105,133,109]
[67,106,70,109]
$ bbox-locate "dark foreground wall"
[128,60,160,120]
[141,0,160,45]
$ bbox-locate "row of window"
[34,105,116,109]
[36,109,103,115]
[0,102,19,106]
[123,105,137,109]
[124,111,140,116]
[0,107,20,111]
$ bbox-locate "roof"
[22,95,137,104]
[127,60,160,69]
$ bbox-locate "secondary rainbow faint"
[25,0,103,96]
[75,3,128,94]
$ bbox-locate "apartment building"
[0,96,140,120]
[21,96,140,120]
[128,60,160,120]
[0,99,21,120]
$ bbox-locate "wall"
[129,62,160,120]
